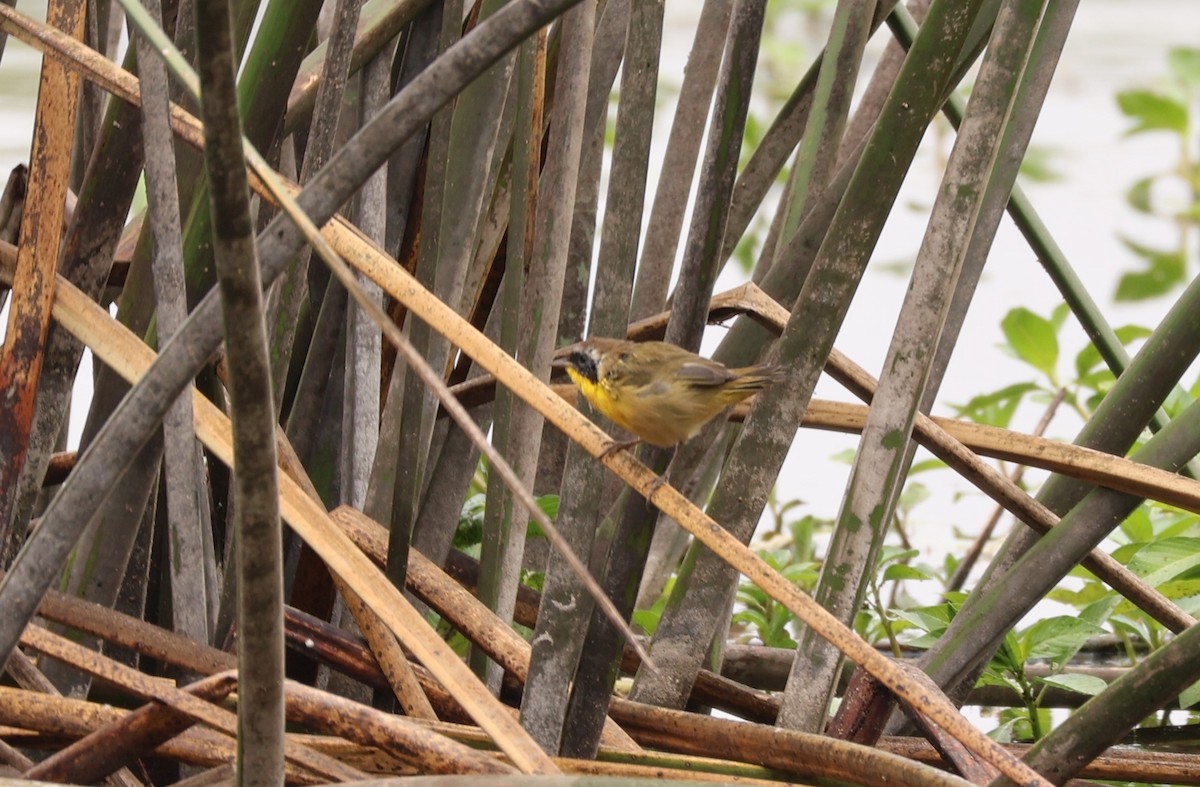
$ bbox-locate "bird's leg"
[598,437,641,460]
[646,445,681,499]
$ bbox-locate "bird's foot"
[598,438,641,460]
[646,473,669,499]
[644,446,681,499]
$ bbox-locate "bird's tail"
[722,364,788,401]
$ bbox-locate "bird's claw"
[598,438,640,460]
[645,473,668,498]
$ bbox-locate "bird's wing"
[616,357,664,390]
[675,361,735,387]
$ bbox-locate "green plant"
[860,545,934,656]
[1050,516,1200,665]
[956,303,1153,425]
[984,600,1115,742]
[455,459,559,557]
[1114,46,1200,301]
[633,575,674,636]
[893,592,1115,743]
[731,514,824,648]
[733,498,952,652]
[455,461,556,606]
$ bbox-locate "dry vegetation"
[1,0,1199,785]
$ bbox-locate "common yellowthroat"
[564,337,785,492]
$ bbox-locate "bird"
[563,337,786,495]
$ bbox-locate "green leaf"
[908,457,947,475]
[1118,507,1154,544]
[993,630,1027,674]
[1002,307,1058,379]
[954,382,1040,429]
[1074,325,1153,379]
[1075,367,1115,395]
[737,584,768,607]
[1046,581,1110,609]
[537,494,559,520]
[830,448,858,465]
[634,580,671,635]
[1038,673,1108,697]
[901,631,941,649]
[1126,537,1200,586]
[1079,594,1121,627]
[891,606,950,637]
[875,253,918,276]
[742,112,766,152]
[454,492,486,550]
[882,563,934,582]
[758,548,790,572]
[879,546,921,566]
[942,552,960,582]
[1125,175,1156,214]
[445,628,472,658]
[1038,596,1119,669]
[897,482,930,511]
[732,608,770,631]
[1157,510,1200,540]
[1154,579,1200,606]
[1115,237,1187,301]
[1180,678,1200,710]
[978,669,1024,694]
[1163,385,1198,419]
[780,561,820,587]
[1168,46,1200,88]
[732,231,760,275]
[1017,144,1064,183]
[460,491,486,520]
[986,716,1021,744]
[1023,616,1105,664]
[1049,302,1071,332]
[1116,89,1188,134]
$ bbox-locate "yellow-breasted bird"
[564,337,785,493]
